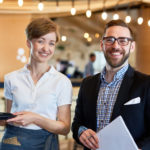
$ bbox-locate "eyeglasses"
[102,36,133,46]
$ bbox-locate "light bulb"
[87,37,92,42]
[113,13,119,20]
[18,0,23,7]
[125,15,131,23]
[95,33,100,38]
[71,7,76,15]
[148,20,150,27]
[0,0,3,3]
[61,35,67,42]
[101,12,108,20]
[84,33,89,39]
[137,17,143,25]
[86,10,92,18]
[38,2,44,11]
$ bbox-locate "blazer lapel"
[91,74,101,131]
[111,66,135,121]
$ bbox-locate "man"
[83,53,96,77]
[72,19,150,150]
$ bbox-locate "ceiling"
[0,0,149,16]
[0,0,150,47]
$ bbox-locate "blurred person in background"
[83,53,96,78]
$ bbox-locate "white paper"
[96,116,139,150]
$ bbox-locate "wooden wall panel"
[0,14,31,82]
[136,8,150,74]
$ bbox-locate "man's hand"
[79,129,99,150]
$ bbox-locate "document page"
[96,116,138,150]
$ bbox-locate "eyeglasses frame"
[102,36,133,46]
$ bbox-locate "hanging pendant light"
[113,0,119,20]
[125,15,131,23]
[113,13,119,20]
[70,0,76,15]
[148,20,150,27]
[18,0,23,7]
[56,0,59,11]
[137,5,144,25]
[125,3,132,23]
[38,1,44,11]
[137,17,143,25]
[101,12,108,20]
[101,0,108,20]
[86,0,92,18]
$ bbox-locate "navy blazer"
[72,66,150,150]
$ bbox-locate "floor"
[0,88,84,150]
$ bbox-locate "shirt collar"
[20,64,56,75]
[101,64,129,82]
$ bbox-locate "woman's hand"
[6,111,38,126]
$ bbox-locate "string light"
[61,35,67,42]
[86,0,92,18]
[38,1,44,11]
[86,10,92,18]
[84,33,89,39]
[125,3,132,24]
[95,33,100,38]
[101,11,108,20]
[101,0,108,20]
[71,0,76,15]
[137,5,143,25]
[71,7,76,15]
[113,0,119,20]
[18,0,23,7]
[137,17,143,25]
[56,0,59,11]
[125,15,131,23]
[148,20,150,27]
[87,37,92,42]
[113,13,119,20]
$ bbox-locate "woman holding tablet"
[0,18,72,150]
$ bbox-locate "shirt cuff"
[78,126,88,137]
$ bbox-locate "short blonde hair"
[25,18,59,42]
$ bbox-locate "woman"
[0,18,72,150]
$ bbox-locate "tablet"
[0,112,16,120]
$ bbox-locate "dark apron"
[0,124,59,150]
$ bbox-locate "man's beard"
[104,48,130,68]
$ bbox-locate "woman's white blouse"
[4,65,72,130]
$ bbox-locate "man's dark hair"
[103,19,134,39]
[90,53,95,58]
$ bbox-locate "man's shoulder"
[82,73,100,84]
[134,70,150,82]
[128,66,150,83]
